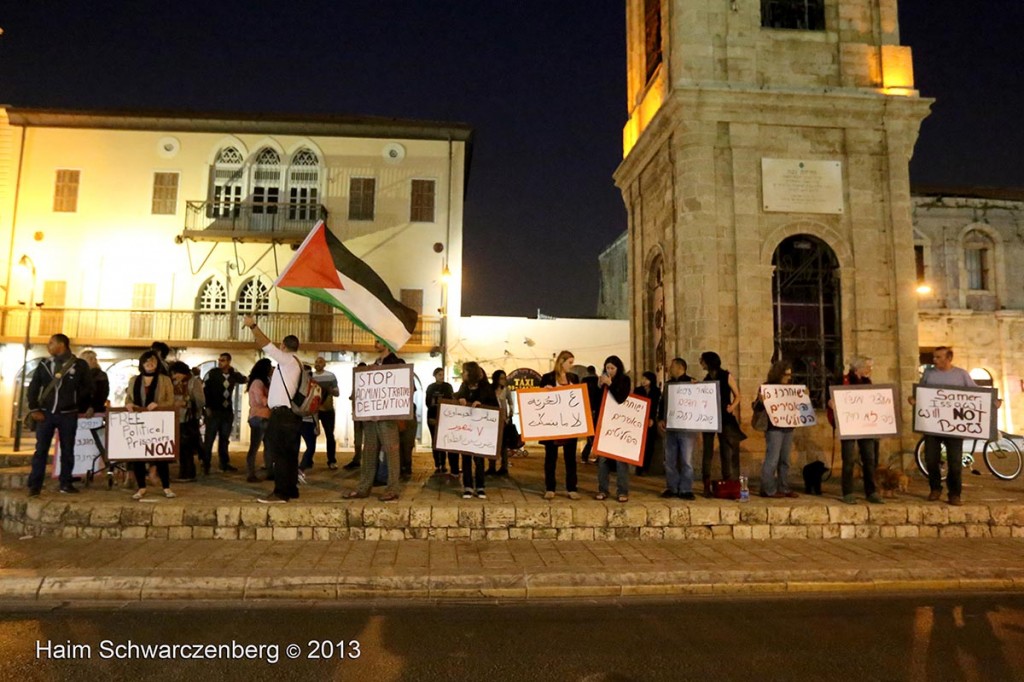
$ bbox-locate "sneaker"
[660,489,676,499]
[220,464,238,473]
[679,492,696,501]
[342,461,360,471]
[163,489,176,499]
[543,491,555,500]
[297,470,307,485]
[27,488,41,498]
[866,493,884,504]
[842,494,857,504]
[257,494,288,504]
[567,491,581,500]
[59,485,80,494]
[462,489,474,499]
[928,490,942,502]
[131,490,146,500]
[948,495,963,506]
[327,463,338,470]
[476,489,487,499]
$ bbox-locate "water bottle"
[739,475,749,502]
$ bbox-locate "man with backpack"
[243,315,311,504]
[26,334,94,496]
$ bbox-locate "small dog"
[876,466,910,498]
[803,460,828,495]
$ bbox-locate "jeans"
[543,439,578,492]
[597,456,630,497]
[266,408,303,500]
[317,409,337,465]
[300,419,317,469]
[664,430,696,494]
[246,416,267,477]
[462,455,485,491]
[203,410,234,469]
[761,428,794,495]
[925,435,964,496]
[702,416,742,481]
[28,411,78,490]
[841,438,878,497]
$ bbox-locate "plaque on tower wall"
[761,159,844,214]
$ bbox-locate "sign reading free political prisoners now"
[106,410,178,462]
[593,392,652,466]
[913,384,999,441]
[435,401,502,458]
[353,364,415,421]
[829,384,901,439]
[664,381,722,432]
[516,386,593,441]
[760,384,817,428]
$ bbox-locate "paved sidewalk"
[2,532,1023,601]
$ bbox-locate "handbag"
[751,399,769,432]
[23,356,77,431]
[712,479,742,500]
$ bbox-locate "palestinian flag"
[275,221,419,351]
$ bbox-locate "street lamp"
[13,254,37,452]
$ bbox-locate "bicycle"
[914,431,1023,481]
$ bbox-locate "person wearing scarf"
[125,350,175,500]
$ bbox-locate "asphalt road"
[1,593,1023,681]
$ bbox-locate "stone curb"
[4,567,1024,602]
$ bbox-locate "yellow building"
[0,107,472,442]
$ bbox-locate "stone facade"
[614,1,932,455]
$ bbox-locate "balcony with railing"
[181,200,328,242]
[0,307,440,353]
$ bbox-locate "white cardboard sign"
[593,393,651,466]
[760,384,817,428]
[664,381,721,432]
[52,415,106,479]
[106,409,178,462]
[913,384,998,441]
[516,386,594,441]
[434,402,502,458]
[829,384,900,439]
[352,364,415,421]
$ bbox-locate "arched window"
[197,279,228,311]
[237,279,270,314]
[287,148,320,221]
[211,147,244,218]
[963,229,993,291]
[251,148,281,227]
[195,278,229,340]
[772,235,842,407]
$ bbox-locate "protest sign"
[352,364,415,421]
[760,384,817,428]
[52,415,105,479]
[434,401,502,458]
[516,386,593,441]
[913,384,998,440]
[593,392,651,466]
[106,409,178,462]
[829,384,900,439]
[664,381,721,432]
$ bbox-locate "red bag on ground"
[712,479,742,500]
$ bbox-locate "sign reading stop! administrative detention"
[913,384,998,441]
[353,364,415,421]
[760,384,817,428]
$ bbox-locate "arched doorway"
[646,253,666,385]
[772,235,842,407]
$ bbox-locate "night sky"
[0,2,1020,318]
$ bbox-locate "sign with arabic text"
[593,392,651,466]
[516,386,593,441]
[829,384,900,439]
[913,384,998,441]
[435,401,502,458]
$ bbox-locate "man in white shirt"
[917,346,977,506]
[243,314,303,504]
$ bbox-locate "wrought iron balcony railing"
[182,200,328,241]
[0,307,440,351]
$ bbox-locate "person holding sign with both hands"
[455,361,499,499]
[595,355,633,503]
[125,350,176,500]
[539,350,582,500]
[754,361,799,499]
[828,356,883,505]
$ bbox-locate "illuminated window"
[349,177,376,221]
[210,147,243,218]
[237,279,270,313]
[963,229,992,291]
[287,149,320,221]
[53,170,80,212]
[197,279,228,312]
[410,180,436,223]
[914,245,926,282]
[251,148,281,216]
[151,172,179,215]
[761,0,825,30]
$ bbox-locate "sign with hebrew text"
[829,384,900,439]
[516,386,593,441]
[913,384,998,441]
[664,381,722,432]
[760,384,817,428]
[593,392,652,466]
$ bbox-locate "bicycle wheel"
[984,437,1024,480]
[915,437,948,481]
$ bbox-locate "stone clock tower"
[614,0,932,457]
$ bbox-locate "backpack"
[285,358,323,417]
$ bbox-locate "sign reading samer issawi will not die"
[593,392,652,466]
[106,409,178,462]
[760,384,817,428]
[353,364,415,421]
[913,384,999,441]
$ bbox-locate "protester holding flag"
[345,342,405,502]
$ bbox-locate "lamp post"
[13,254,36,453]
